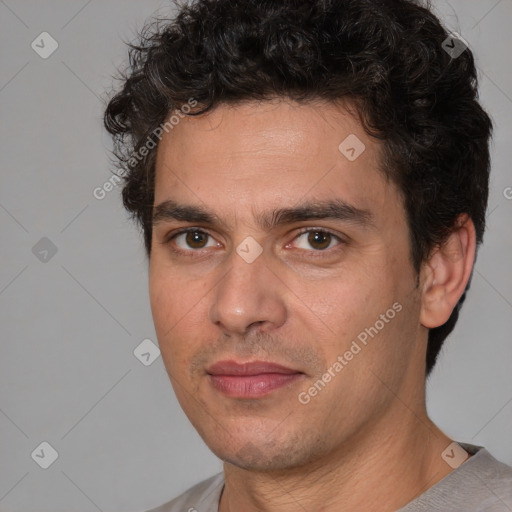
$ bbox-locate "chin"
[202,428,316,472]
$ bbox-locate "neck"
[219,404,455,512]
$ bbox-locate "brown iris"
[307,231,332,250]
[185,230,209,248]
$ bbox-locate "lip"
[207,360,300,376]
[207,360,304,398]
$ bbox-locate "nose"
[208,249,287,336]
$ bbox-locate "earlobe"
[420,215,477,329]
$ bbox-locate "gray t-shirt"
[146,443,512,511]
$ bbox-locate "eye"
[171,229,219,250]
[292,229,341,251]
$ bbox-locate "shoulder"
[145,472,224,512]
[400,443,512,512]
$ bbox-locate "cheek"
[150,258,204,331]
[311,288,369,352]
[295,267,383,344]
[299,264,413,385]
[149,266,173,335]
[149,265,204,368]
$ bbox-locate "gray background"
[0,1,510,511]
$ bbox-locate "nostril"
[248,321,264,329]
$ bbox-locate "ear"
[420,215,477,329]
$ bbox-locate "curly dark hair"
[104,0,492,376]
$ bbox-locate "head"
[104,0,492,470]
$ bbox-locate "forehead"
[153,99,395,220]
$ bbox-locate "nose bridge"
[209,246,286,335]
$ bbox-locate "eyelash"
[164,227,344,257]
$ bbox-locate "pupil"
[308,231,330,250]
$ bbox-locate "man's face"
[149,100,425,470]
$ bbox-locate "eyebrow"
[152,198,374,230]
